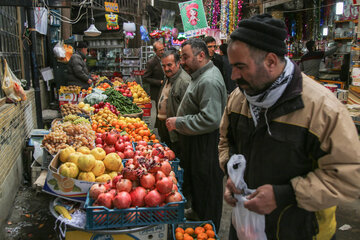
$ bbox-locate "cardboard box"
[42,153,95,202]
[65,225,167,240]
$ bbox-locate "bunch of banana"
[54,205,72,220]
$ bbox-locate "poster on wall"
[178,0,208,38]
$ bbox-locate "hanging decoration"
[171,28,179,39]
[105,13,119,30]
[220,0,228,34]
[178,0,209,38]
[140,25,150,42]
[236,0,243,26]
[212,0,220,29]
[123,22,136,45]
[229,0,235,33]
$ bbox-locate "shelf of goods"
[141,45,154,70]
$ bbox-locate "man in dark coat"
[67,41,92,88]
[143,41,165,106]
[204,36,224,79]
[219,43,236,94]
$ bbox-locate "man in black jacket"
[204,36,224,78]
[67,41,92,88]
[143,41,165,107]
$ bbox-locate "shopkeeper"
[67,41,93,88]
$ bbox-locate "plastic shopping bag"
[2,59,27,102]
[53,41,66,58]
[227,154,267,240]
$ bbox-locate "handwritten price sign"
[105,2,119,13]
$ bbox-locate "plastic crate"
[84,191,186,230]
[172,221,219,240]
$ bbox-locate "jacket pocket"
[277,205,319,240]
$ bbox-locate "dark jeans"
[229,222,336,240]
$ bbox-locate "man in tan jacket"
[219,14,360,240]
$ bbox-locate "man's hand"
[244,184,277,215]
[224,178,243,207]
[166,117,177,131]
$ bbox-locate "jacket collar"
[190,61,213,80]
[268,61,304,120]
[76,50,86,59]
[166,67,183,84]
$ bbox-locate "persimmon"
[175,232,184,240]
[194,227,205,235]
[197,232,208,240]
[184,228,194,235]
[203,224,213,231]
[206,230,215,238]
[183,234,194,240]
[175,227,185,234]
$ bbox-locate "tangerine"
[197,233,208,240]
[203,224,213,231]
[194,227,205,235]
[184,228,194,235]
[175,227,185,234]
[206,230,215,238]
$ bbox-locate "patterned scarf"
[244,57,294,128]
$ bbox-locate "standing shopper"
[166,39,227,230]
[156,50,191,154]
[143,41,165,107]
[204,36,224,78]
[67,41,93,88]
[218,14,360,240]
[219,43,236,94]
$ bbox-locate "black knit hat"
[230,14,288,55]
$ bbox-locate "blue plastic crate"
[172,220,219,240]
[85,191,186,230]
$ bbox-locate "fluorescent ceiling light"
[336,2,344,15]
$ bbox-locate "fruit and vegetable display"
[58,146,125,182]
[93,101,120,116]
[78,102,94,113]
[63,114,90,125]
[42,121,96,155]
[103,88,142,115]
[175,223,217,240]
[84,90,108,106]
[59,85,81,95]
[61,103,90,116]
[95,77,113,88]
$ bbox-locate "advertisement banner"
[179,0,208,37]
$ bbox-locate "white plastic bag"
[227,154,267,240]
[53,41,66,58]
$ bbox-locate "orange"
[175,232,184,240]
[175,227,185,234]
[203,224,213,231]
[183,234,193,240]
[197,233,208,240]
[184,228,194,235]
[206,230,215,238]
[194,227,205,235]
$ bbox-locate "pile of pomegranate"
[95,131,135,159]
[89,157,182,209]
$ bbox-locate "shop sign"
[178,0,208,37]
[104,2,119,13]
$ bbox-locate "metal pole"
[27,7,43,128]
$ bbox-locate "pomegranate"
[156,177,173,194]
[160,161,172,176]
[140,173,156,189]
[105,133,118,146]
[145,190,163,207]
[96,192,113,209]
[108,189,117,197]
[169,176,177,185]
[153,143,163,149]
[117,152,125,159]
[155,171,166,182]
[166,191,182,203]
[124,149,135,159]
[122,164,138,181]
[138,140,147,146]
[113,192,132,209]
[115,142,125,152]
[164,149,176,161]
[104,145,116,154]
[169,171,176,177]
[112,174,122,186]
[116,179,133,192]
[104,180,114,190]
[130,187,147,207]
[151,148,165,158]
[89,183,106,200]
[172,184,178,192]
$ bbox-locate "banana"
[54,205,72,220]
